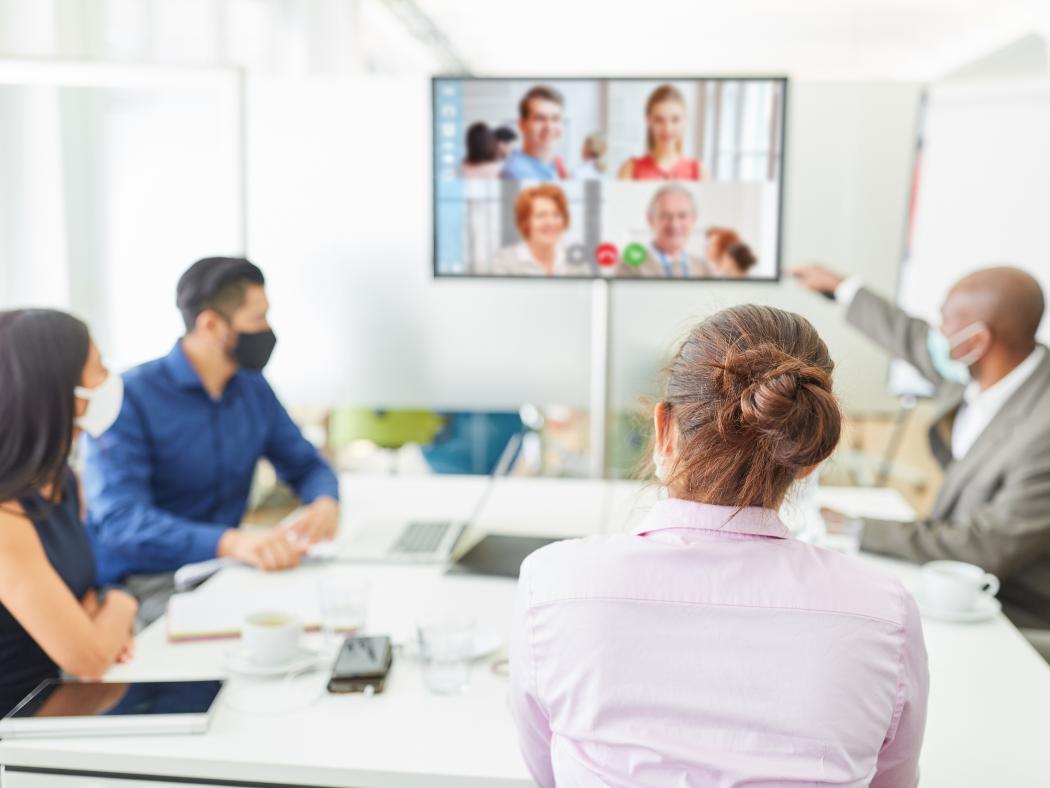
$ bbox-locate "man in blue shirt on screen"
[500,85,567,181]
[83,257,340,625]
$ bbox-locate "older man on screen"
[618,186,711,278]
[792,263,1050,651]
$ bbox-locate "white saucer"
[400,630,502,661]
[223,647,325,677]
[918,594,1001,623]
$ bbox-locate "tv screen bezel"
[431,75,789,283]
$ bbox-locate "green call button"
[623,242,647,268]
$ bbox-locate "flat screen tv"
[432,77,786,281]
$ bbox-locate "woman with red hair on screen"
[489,184,571,276]
[704,226,740,266]
[713,241,759,278]
[618,84,701,181]
[705,226,760,278]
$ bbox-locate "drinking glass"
[417,616,475,695]
[316,573,370,649]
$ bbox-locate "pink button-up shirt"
[510,498,928,787]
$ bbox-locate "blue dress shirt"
[83,341,339,584]
[500,150,560,181]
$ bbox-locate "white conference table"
[2,474,1049,787]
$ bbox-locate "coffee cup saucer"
[917,593,1001,623]
[223,646,325,677]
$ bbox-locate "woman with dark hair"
[460,122,501,179]
[0,309,137,714]
[510,305,928,787]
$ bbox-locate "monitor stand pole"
[589,278,610,478]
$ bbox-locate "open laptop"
[310,431,523,565]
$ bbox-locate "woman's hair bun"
[660,304,842,508]
[724,343,839,468]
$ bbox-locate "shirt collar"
[962,345,1045,410]
[634,498,792,540]
[517,150,555,176]
[163,340,204,390]
[517,242,565,271]
[163,339,242,395]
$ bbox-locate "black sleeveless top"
[0,469,96,715]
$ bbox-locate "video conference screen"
[432,77,786,281]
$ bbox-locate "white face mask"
[652,449,670,483]
[926,321,987,385]
[75,372,124,438]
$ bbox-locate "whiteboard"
[891,79,1050,395]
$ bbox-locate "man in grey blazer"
[792,264,1050,639]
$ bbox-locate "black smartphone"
[327,635,393,694]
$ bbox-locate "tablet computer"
[0,679,224,739]
[447,534,563,578]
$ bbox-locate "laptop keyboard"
[390,521,453,554]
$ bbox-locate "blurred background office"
[2,0,1050,501]
[4,4,1050,785]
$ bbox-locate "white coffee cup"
[241,611,302,666]
[921,560,1000,613]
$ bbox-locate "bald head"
[944,267,1044,352]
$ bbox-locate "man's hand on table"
[283,497,340,549]
[218,527,303,571]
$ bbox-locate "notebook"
[166,566,323,641]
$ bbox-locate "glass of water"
[417,616,475,695]
[317,572,369,649]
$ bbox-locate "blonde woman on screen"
[490,184,570,276]
[618,84,701,181]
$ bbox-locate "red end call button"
[595,243,619,267]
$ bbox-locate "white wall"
[891,78,1050,394]
[249,78,921,414]
[0,67,243,366]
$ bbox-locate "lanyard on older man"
[652,246,688,278]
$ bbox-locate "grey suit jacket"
[846,286,1050,628]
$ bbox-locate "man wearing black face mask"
[82,258,340,625]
